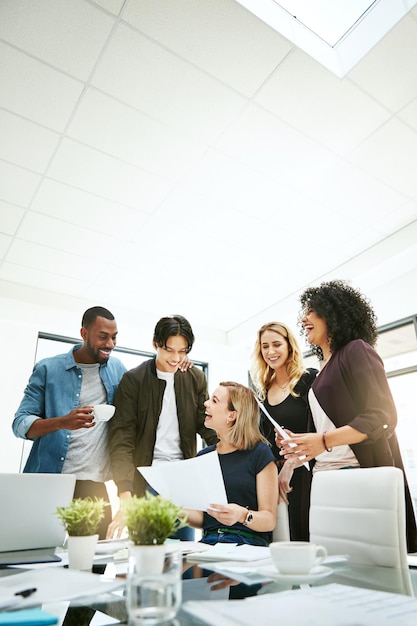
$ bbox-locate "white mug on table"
[269,541,327,574]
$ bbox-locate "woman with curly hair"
[279,279,417,552]
[250,322,317,541]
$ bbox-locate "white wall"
[1,296,250,473]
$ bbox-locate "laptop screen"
[0,473,75,552]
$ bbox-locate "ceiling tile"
[214,103,336,188]
[15,211,123,261]
[356,242,417,294]
[0,233,12,259]
[348,118,417,198]
[0,261,90,295]
[154,186,265,248]
[254,50,391,154]
[331,226,390,265]
[178,149,301,222]
[123,0,292,97]
[303,160,408,223]
[91,0,124,15]
[92,23,247,141]
[1,0,417,341]
[376,200,417,235]
[0,43,84,133]
[47,138,175,211]
[348,15,417,112]
[6,239,104,281]
[31,179,148,238]
[398,96,417,134]
[0,110,60,173]
[67,88,207,179]
[0,0,115,80]
[0,201,25,235]
[328,220,417,283]
[0,161,41,206]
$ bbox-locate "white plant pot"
[128,543,166,575]
[67,534,99,571]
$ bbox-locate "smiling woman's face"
[301,309,328,349]
[260,329,289,371]
[204,385,233,431]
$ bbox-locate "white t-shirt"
[152,369,183,464]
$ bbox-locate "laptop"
[0,473,76,565]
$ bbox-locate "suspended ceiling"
[1,0,417,349]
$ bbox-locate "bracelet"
[322,431,333,452]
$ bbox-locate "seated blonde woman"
[187,381,277,548]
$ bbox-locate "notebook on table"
[0,473,76,565]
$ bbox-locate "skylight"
[235,0,417,77]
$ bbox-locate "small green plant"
[124,493,187,545]
[55,497,106,536]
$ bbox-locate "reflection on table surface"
[4,555,417,626]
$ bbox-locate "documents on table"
[0,567,124,611]
[183,582,417,626]
[186,543,271,563]
[138,451,228,510]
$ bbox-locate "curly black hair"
[298,279,378,359]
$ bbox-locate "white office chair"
[309,466,413,595]
[272,500,290,542]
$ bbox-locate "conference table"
[1,546,417,625]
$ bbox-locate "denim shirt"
[12,344,126,474]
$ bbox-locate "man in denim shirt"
[13,306,126,538]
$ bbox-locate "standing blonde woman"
[251,322,317,541]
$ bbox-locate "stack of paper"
[183,583,417,626]
[186,543,271,563]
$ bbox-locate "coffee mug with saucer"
[270,541,328,575]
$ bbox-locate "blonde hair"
[250,322,306,401]
[220,381,268,450]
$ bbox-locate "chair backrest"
[272,500,290,542]
[309,467,413,595]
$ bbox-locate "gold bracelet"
[322,431,333,452]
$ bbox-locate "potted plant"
[124,493,187,574]
[56,497,106,570]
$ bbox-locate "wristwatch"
[243,509,253,526]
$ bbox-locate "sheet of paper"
[138,451,228,510]
[186,543,271,563]
[183,583,417,626]
[0,568,124,611]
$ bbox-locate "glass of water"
[127,546,182,625]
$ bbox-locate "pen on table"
[15,587,37,598]
[0,588,37,611]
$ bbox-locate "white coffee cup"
[92,404,115,422]
[269,541,327,575]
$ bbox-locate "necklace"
[276,380,289,398]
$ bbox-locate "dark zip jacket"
[109,357,218,496]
